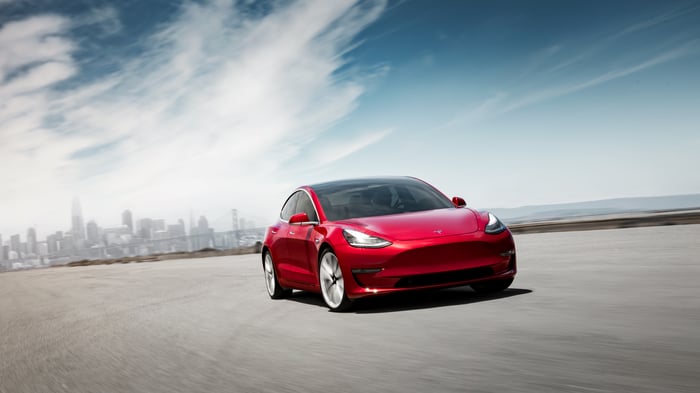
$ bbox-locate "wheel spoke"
[322,276,333,290]
[333,284,342,304]
[321,261,334,277]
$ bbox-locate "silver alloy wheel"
[320,252,345,309]
[264,253,275,296]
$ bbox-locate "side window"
[295,192,318,222]
[280,192,300,221]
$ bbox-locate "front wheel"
[471,277,514,294]
[263,252,291,299]
[319,250,353,312]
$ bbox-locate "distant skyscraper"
[231,209,239,232]
[122,210,133,234]
[26,228,37,255]
[71,198,85,247]
[55,231,65,251]
[193,216,212,250]
[86,220,100,246]
[0,234,3,261]
[138,218,153,239]
[10,234,20,256]
[198,215,209,231]
[46,234,57,254]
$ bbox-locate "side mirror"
[452,196,467,208]
[289,212,310,225]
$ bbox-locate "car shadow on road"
[285,287,533,313]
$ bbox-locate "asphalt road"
[1,225,699,393]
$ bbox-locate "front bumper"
[336,230,516,299]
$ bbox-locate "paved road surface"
[1,225,699,393]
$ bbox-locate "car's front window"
[280,192,300,221]
[315,179,453,221]
[294,192,318,222]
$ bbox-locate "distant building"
[27,227,37,255]
[191,215,213,250]
[62,233,74,251]
[167,222,186,238]
[231,209,240,247]
[231,209,239,232]
[10,234,20,257]
[86,220,100,246]
[38,242,49,256]
[153,219,166,232]
[122,210,134,234]
[1,245,8,263]
[103,225,131,246]
[72,198,86,248]
[138,218,153,239]
[47,231,66,252]
[198,216,209,231]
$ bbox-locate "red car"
[262,177,516,311]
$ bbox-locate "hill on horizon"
[486,193,700,223]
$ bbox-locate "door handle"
[289,231,295,235]
[270,230,277,234]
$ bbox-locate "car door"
[272,191,299,280]
[285,191,319,285]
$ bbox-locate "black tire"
[263,252,291,299]
[318,249,353,312]
[471,277,514,294]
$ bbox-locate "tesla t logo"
[434,229,443,234]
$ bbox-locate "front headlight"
[343,229,392,248]
[485,212,507,234]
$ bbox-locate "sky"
[1,0,699,238]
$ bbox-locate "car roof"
[308,176,423,191]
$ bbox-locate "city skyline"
[0,197,262,269]
[0,198,259,242]
[1,1,699,238]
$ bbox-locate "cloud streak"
[444,8,700,128]
[498,41,700,115]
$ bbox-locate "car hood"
[337,208,479,241]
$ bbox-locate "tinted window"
[280,192,300,221]
[295,192,318,222]
[314,178,453,221]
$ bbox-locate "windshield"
[314,178,454,221]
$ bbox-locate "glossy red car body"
[263,177,516,306]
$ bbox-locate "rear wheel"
[319,250,353,312]
[263,252,291,299]
[471,277,514,294]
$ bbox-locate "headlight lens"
[485,213,507,234]
[343,229,392,248]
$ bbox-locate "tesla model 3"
[262,177,516,311]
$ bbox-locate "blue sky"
[1,0,699,237]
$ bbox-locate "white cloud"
[312,128,393,166]
[0,15,74,82]
[0,0,389,236]
[76,6,122,35]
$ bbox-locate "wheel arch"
[317,242,335,266]
[261,246,271,266]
